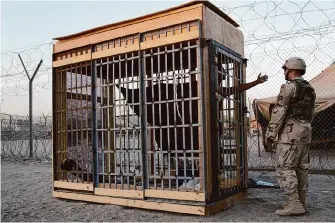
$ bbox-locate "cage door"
[211,41,245,199]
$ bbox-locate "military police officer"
[266,57,316,216]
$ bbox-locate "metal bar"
[172,43,179,190]
[157,47,164,190]
[125,52,130,188]
[70,66,74,182]
[100,58,105,186]
[112,56,117,188]
[85,64,89,182]
[165,45,171,190]
[80,64,84,183]
[107,58,111,188]
[131,52,136,188]
[139,33,148,191]
[188,40,195,191]
[118,54,124,189]
[179,42,187,188]
[75,64,79,183]
[92,57,98,187]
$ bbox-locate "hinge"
[243,58,248,67]
[199,38,208,48]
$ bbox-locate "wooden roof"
[53,1,239,41]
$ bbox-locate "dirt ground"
[1,159,335,222]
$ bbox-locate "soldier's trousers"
[276,143,309,195]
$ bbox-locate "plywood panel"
[145,190,205,201]
[54,5,203,53]
[140,30,199,50]
[95,188,143,198]
[203,7,244,57]
[53,53,91,67]
[202,46,213,201]
[53,191,206,215]
[54,181,94,191]
[92,44,139,60]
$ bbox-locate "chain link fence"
[1,113,52,160]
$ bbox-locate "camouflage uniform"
[266,68,315,215]
[267,77,314,195]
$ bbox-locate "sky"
[1,0,335,116]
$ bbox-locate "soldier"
[266,57,316,216]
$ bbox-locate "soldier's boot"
[298,191,307,211]
[276,192,306,216]
[281,199,289,209]
[282,192,307,210]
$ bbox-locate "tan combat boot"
[282,191,307,210]
[298,191,307,211]
[276,192,306,216]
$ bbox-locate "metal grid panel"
[54,62,93,182]
[214,46,244,197]
[142,39,202,191]
[95,52,143,189]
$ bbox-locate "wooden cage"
[52,1,248,216]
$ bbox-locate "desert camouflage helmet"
[282,57,306,74]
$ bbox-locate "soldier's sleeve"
[266,83,295,140]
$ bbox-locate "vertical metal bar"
[80,64,84,182]
[150,48,156,189]
[118,54,123,189]
[180,42,186,187]
[227,56,232,187]
[239,61,245,187]
[112,56,117,188]
[165,45,171,190]
[172,43,178,190]
[224,53,229,192]
[92,57,98,188]
[75,64,79,183]
[188,40,195,191]
[107,58,111,188]
[125,53,130,188]
[139,33,148,191]
[70,67,74,182]
[158,47,164,189]
[85,64,89,182]
[100,58,105,187]
[177,41,187,186]
[220,51,224,194]
[131,52,136,188]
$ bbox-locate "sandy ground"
[1,159,335,222]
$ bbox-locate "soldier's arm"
[266,83,295,140]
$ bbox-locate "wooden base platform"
[53,190,246,216]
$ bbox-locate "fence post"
[18,54,43,158]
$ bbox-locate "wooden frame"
[52,0,247,216]
[53,190,245,216]
[54,181,94,191]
